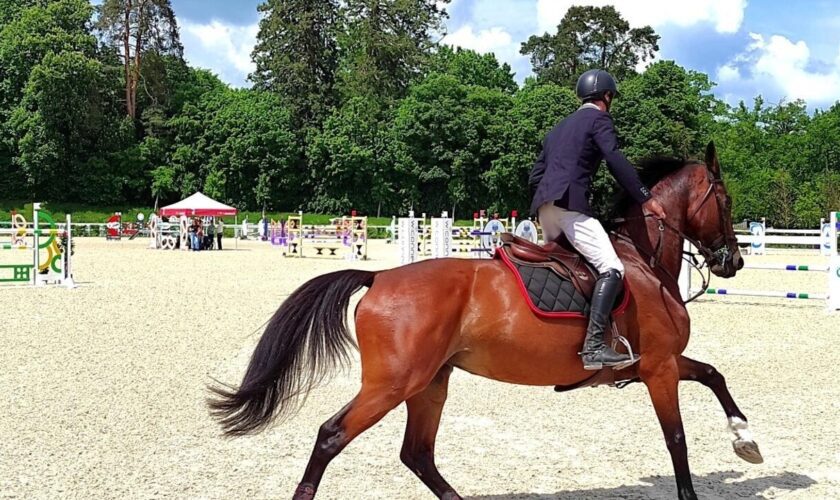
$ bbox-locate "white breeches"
[537,202,624,276]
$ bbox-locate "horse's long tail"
[208,269,376,436]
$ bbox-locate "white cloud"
[181,19,258,87]
[536,0,746,35]
[721,33,840,104]
[442,25,529,74]
[445,25,513,54]
[717,63,740,83]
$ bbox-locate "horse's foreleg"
[293,387,407,500]
[643,359,697,500]
[677,355,763,464]
[400,364,461,500]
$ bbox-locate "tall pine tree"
[521,5,658,87]
[338,0,448,103]
[250,0,340,130]
[95,0,183,119]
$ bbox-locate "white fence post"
[430,212,452,259]
[829,212,839,311]
[398,211,419,265]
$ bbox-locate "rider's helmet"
[575,69,619,102]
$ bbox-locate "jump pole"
[680,211,838,310]
[830,211,839,310]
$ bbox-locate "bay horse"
[209,142,761,500]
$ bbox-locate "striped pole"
[701,288,827,300]
[829,212,839,310]
[742,263,829,272]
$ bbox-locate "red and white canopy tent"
[159,192,238,217]
[159,192,240,248]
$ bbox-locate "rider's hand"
[643,198,667,220]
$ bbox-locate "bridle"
[685,166,738,268]
[612,163,739,303]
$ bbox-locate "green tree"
[0,0,97,118]
[486,82,578,213]
[521,5,658,87]
[428,45,517,93]
[250,0,340,129]
[95,0,183,118]
[391,73,511,216]
[612,61,718,160]
[9,51,134,202]
[307,97,395,215]
[338,0,449,103]
[167,89,301,210]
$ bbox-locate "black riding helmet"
[575,69,619,101]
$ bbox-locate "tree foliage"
[337,0,448,103]
[250,0,340,129]
[0,1,837,230]
[521,5,658,87]
[95,0,183,118]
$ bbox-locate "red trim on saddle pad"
[496,249,632,320]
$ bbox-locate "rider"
[529,69,667,370]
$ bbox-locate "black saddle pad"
[514,262,590,317]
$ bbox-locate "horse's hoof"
[441,491,463,500]
[733,438,764,464]
[293,483,316,500]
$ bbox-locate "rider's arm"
[591,113,652,205]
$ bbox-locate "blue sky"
[173,0,840,108]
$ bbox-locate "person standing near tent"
[207,217,216,249]
[258,215,266,241]
[215,217,224,250]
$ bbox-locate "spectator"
[215,218,224,250]
[187,219,197,250]
[206,217,215,250]
[195,219,204,251]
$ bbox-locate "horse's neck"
[619,171,691,279]
[654,170,692,278]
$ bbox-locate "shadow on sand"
[468,470,816,499]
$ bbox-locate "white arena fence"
[680,212,839,310]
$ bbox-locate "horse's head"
[683,142,743,278]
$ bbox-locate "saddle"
[495,233,630,319]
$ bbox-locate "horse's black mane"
[607,157,703,225]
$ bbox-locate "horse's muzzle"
[711,248,743,278]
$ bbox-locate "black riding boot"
[581,269,632,370]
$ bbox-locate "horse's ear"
[705,141,721,177]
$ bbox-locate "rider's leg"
[555,209,633,370]
[536,202,564,244]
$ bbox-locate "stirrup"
[610,335,640,370]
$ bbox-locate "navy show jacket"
[529,105,651,217]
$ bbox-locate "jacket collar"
[578,102,601,111]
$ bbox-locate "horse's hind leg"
[293,386,407,500]
[400,365,461,500]
[677,355,763,464]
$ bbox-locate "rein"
[611,215,711,304]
